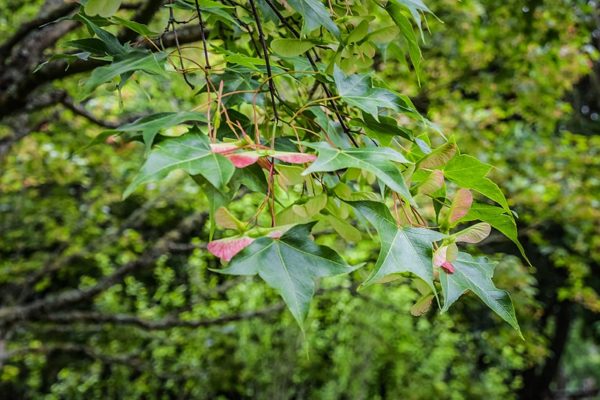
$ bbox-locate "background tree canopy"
[0,0,599,399]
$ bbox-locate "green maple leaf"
[443,154,510,211]
[75,14,126,56]
[302,142,413,202]
[287,0,340,38]
[352,201,444,291]
[385,2,422,81]
[124,132,234,198]
[460,202,529,265]
[216,223,360,325]
[271,39,317,58]
[440,252,521,335]
[81,51,167,99]
[85,0,123,18]
[389,0,432,36]
[333,66,398,119]
[115,112,208,148]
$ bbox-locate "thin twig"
[164,0,195,89]
[248,0,279,123]
[62,97,120,129]
[262,0,357,146]
[193,0,211,69]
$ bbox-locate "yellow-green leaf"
[85,0,122,17]
[271,39,317,57]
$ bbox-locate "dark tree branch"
[0,91,67,162]
[0,90,142,160]
[61,96,121,128]
[0,24,209,120]
[0,0,161,68]
[0,2,78,61]
[29,304,285,331]
[23,89,67,111]
[0,343,183,381]
[0,116,52,162]
[0,343,142,365]
[552,387,600,400]
[0,213,207,325]
[18,192,170,300]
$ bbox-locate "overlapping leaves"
[303,142,412,202]
[124,131,234,197]
[217,223,359,325]
[351,201,444,290]
[440,252,521,335]
[333,66,399,119]
[287,0,340,38]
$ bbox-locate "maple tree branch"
[28,304,285,331]
[0,24,208,120]
[0,213,207,326]
[0,2,78,61]
[61,96,121,128]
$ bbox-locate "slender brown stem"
[262,0,358,146]
[248,0,279,123]
[166,0,195,89]
[194,0,211,68]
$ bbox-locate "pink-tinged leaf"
[456,222,492,243]
[262,225,294,239]
[418,170,445,195]
[208,236,254,262]
[433,246,447,267]
[410,293,434,316]
[441,261,455,274]
[226,153,260,168]
[272,152,317,164]
[268,230,284,239]
[449,189,473,224]
[210,143,239,154]
[419,142,457,169]
[434,244,458,269]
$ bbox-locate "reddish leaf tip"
[441,261,455,274]
[210,143,239,154]
[207,236,254,262]
[449,189,474,223]
[273,153,317,164]
[226,153,260,168]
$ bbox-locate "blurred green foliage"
[0,0,599,398]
